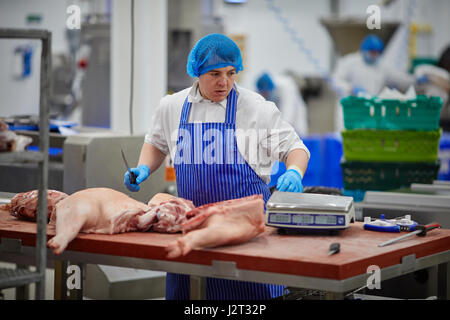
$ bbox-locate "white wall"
[1,0,449,122]
[0,0,69,117]
[110,0,167,134]
[215,0,333,90]
[339,0,450,71]
[214,0,450,91]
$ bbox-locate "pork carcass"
[165,194,265,259]
[1,190,68,221]
[47,188,195,255]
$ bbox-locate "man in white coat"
[333,34,415,132]
[256,72,309,137]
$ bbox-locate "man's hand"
[124,164,150,192]
[276,167,303,193]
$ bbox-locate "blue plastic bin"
[322,133,343,188]
[302,136,322,186]
[438,132,450,181]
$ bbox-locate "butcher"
[123,33,310,300]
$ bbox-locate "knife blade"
[121,148,137,184]
[378,222,440,247]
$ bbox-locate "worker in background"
[333,34,415,131]
[256,72,309,137]
[256,72,309,189]
[123,33,310,300]
[415,45,450,131]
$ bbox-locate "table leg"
[15,264,30,300]
[54,260,68,300]
[325,291,345,300]
[53,261,84,300]
[190,275,206,300]
[437,262,449,300]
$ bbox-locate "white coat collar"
[188,80,239,109]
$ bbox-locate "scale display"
[268,212,346,227]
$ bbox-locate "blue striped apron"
[166,87,284,300]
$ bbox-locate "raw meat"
[1,190,68,221]
[0,119,32,152]
[166,194,265,259]
[146,197,197,233]
[0,119,8,132]
[47,188,195,255]
[4,187,265,257]
[148,193,176,205]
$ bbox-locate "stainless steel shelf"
[0,28,51,300]
[0,151,44,163]
[0,268,43,289]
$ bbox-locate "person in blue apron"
[124,33,310,299]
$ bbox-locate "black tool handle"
[129,171,137,185]
[328,242,340,255]
[417,222,440,236]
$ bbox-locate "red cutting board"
[1,209,449,280]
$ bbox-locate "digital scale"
[266,191,355,234]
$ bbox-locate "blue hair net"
[256,73,275,92]
[186,33,243,77]
[360,34,384,52]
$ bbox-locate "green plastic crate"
[341,95,442,131]
[342,129,441,162]
[409,57,437,73]
[341,160,441,190]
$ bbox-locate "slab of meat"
[144,197,197,233]
[0,119,32,152]
[47,188,195,255]
[1,190,68,221]
[165,194,265,259]
[148,193,176,205]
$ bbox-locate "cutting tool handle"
[417,222,440,236]
[328,242,340,255]
[129,171,137,185]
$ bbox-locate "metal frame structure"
[0,241,448,300]
[0,28,51,300]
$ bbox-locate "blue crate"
[343,189,366,202]
[268,161,286,188]
[322,133,343,188]
[438,132,450,181]
[268,133,344,189]
[302,136,322,186]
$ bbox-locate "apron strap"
[224,86,237,125]
[180,96,191,125]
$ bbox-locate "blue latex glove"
[351,85,366,96]
[124,164,150,192]
[276,169,303,193]
[416,75,429,85]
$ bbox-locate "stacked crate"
[339,94,443,201]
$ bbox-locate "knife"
[121,148,137,185]
[378,222,440,247]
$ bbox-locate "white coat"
[269,74,309,137]
[333,52,414,132]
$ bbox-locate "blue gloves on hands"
[124,164,150,192]
[276,167,303,193]
[416,75,429,85]
[351,85,366,96]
